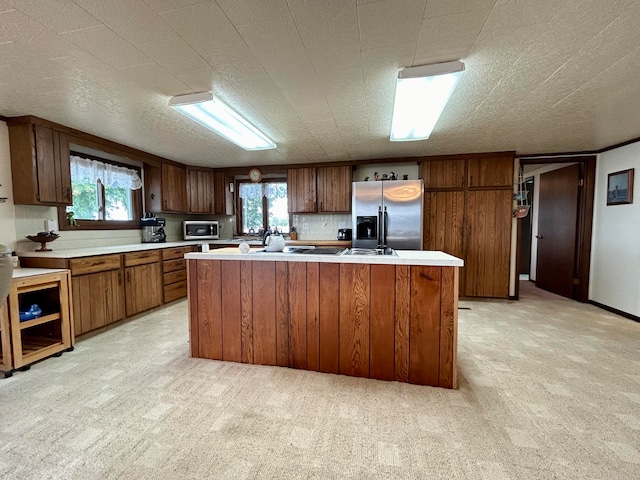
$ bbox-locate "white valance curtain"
[238,182,284,200]
[70,155,142,190]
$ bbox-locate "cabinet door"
[187,168,214,213]
[317,166,351,212]
[424,191,466,296]
[161,163,188,212]
[421,159,466,189]
[467,156,514,187]
[71,270,125,335]
[35,125,72,205]
[287,168,317,213]
[465,190,512,298]
[125,263,163,317]
[214,172,233,215]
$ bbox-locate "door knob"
[536,234,543,239]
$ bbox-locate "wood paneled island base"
[187,253,460,389]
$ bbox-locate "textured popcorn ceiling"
[0,0,639,168]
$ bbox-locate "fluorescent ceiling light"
[390,60,465,142]
[169,92,276,151]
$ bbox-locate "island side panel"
[370,264,396,381]
[339,263,370,378]
[240,261,254,363]
[394,265,410,382]
[188,259,199,357]
[197,260,223,360]
[409,266,441,386]
[318,263,340,374]
[221,260,242,362]
[306,263,320,371]
[252,261,277,366]
[439,267,459,388]
[275,262,289,367]
[288,262,307,369]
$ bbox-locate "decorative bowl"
[26,233,59,252]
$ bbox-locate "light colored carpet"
[1,282,639,479]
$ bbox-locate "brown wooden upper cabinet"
[421,159,467,189]
[145,163,188,213]
[288,167,317,213]
[421,155,514,189]
[213,172,233,215]
[8,123,72,205]
[187,168,214,214]
[288,166,352,213]
[467,156,514,187]
[317,166,352,212]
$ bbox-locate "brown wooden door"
[71,270,124,335]
[317,166,351,212]
[125,263,163,316]
[536,164,580,298]
[187,168,214,213]
[424,191,466,295]
[467,156,514,187]
[161,163,187,212]
[421,159,466,189]
[465,190,512,297]
[213,172,233,215]
[35,126,71,205]
[287,168,317,213]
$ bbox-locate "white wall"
[590,143,640,316]
[0,122,17,251]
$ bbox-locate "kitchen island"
[186,248,463,389]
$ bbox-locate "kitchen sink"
[342,248,398,256]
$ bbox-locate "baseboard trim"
[590,300,640,323]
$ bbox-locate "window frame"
[236,177,288,234]
[57,151,143,231]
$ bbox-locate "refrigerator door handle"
[377,205,383,248]
[383,207,388,248]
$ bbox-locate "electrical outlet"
[339,222,346,229]
[302,222,310,230]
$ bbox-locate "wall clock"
[249,168,262,183]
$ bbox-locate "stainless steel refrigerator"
[352,179,424,250]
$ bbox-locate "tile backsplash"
[292,213,352,241]
[14,205,235,252]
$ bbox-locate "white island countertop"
[186,247,464,267]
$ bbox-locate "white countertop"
[12,268,69,279]
[186,248,464,267]
[17,239,262,259]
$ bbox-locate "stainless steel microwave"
[183,220,219,240]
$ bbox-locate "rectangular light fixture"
[390,60,465,142]
[169,92,276,151]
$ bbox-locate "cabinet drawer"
[163,269,187,285]
[164,280,187,303]
[163,258,185,273]
[162,246,193,260]
[69,254,121,276]
[123,250,160,267]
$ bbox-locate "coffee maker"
[141,213,166,243]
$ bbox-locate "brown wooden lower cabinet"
[188,259,459,389]
[124,263,162,317]
[71,270,124,335]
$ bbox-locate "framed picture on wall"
[607,168,634,205]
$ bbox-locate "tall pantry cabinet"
[422,154,514,298]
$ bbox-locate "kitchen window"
[238,180,289,234]
[58,152,143,230]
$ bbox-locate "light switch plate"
[45,219,58,232]
[339,222,346,228]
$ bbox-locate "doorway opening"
[515,156,596,302]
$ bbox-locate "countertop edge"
[185,249,464,267]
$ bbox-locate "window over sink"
[238,180,289,234]
[58,151,143,230]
